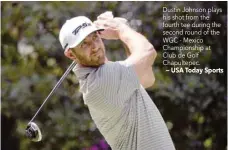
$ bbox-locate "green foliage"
[1,1,227,150]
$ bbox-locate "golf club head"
[25,122,42,142]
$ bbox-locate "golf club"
[25,61,76,142]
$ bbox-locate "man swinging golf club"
[59,12,176,150]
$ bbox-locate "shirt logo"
[72,22,91,35]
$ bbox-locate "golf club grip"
[29,61,77,123]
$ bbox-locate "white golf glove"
[96,11,128,25]
[94,11,129,40]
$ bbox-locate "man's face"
[69,32,106,67]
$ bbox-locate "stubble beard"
[79,49,106,67]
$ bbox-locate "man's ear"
[64,49,76,60]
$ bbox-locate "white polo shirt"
[73,61,176,150]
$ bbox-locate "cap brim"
[68,27,104,49]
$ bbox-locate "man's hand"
[97,11,114,20]
[94,12,129,40]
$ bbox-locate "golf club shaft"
[29,61,77,123]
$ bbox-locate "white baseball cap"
[59,16,103,52]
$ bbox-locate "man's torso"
[73,61,175,150]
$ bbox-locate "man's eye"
[80,42,87,48]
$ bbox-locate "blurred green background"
[1,1,227,150]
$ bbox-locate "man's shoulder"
[96,61,125,77]
[98,61,127,71]
[75,61,129,93]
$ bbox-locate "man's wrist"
[117,23,132,41]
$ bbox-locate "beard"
[77,49,106,67]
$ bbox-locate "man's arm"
[119,25,157,88]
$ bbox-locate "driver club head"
[25,122,42,142]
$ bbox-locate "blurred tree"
[1,1,227,150]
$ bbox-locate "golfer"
[59,12,176,150]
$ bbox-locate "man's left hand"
[94,12,128,40]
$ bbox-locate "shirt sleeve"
[97,61,140,104]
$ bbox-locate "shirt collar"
[72,64,97,80]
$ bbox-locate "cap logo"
[72,22,91,35]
